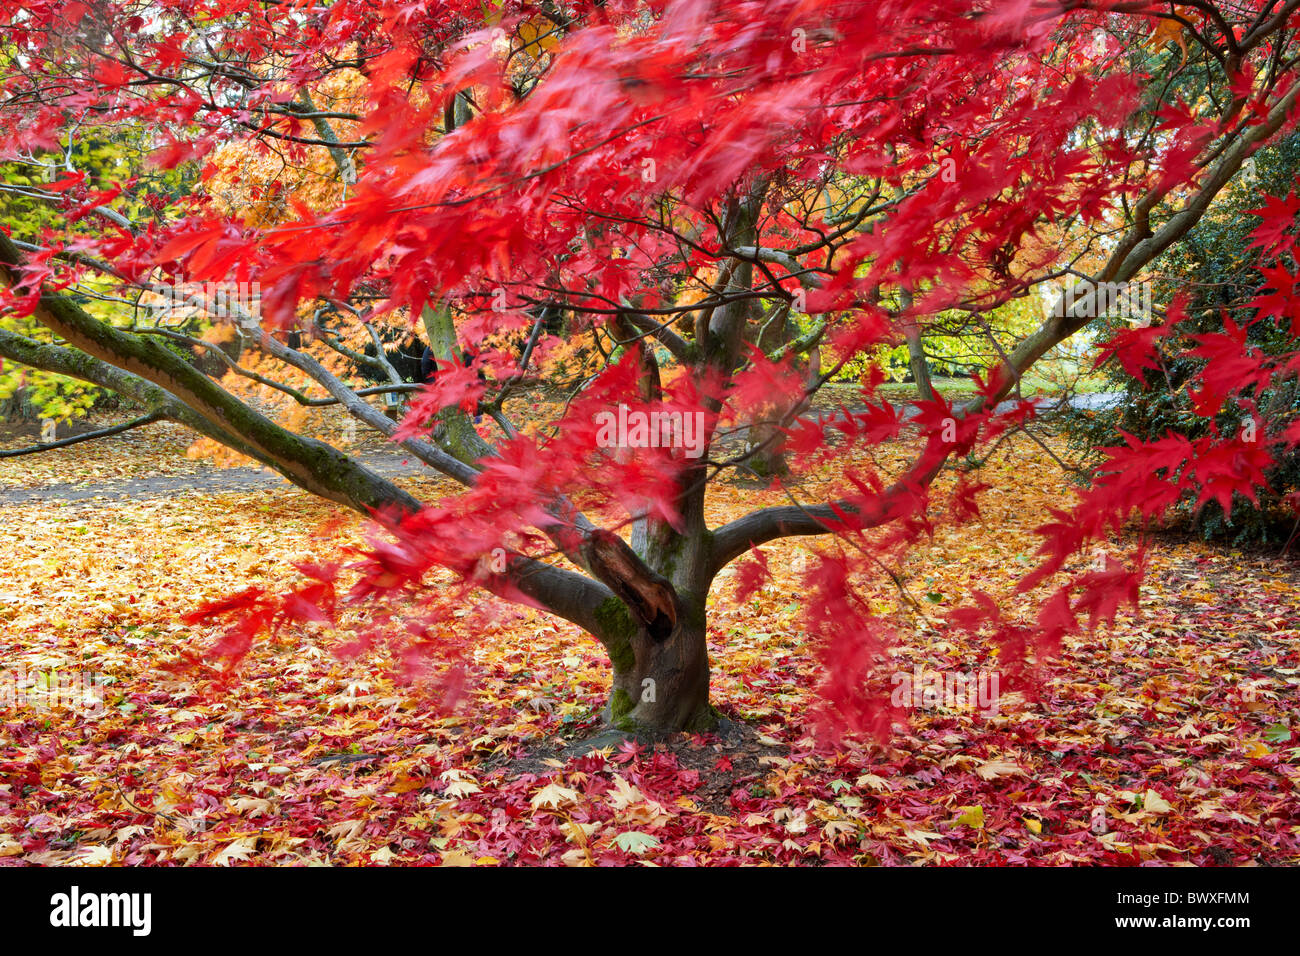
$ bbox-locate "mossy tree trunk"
[603,596,715,734]
[581,493,719,734]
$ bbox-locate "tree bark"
[602,598,715,734]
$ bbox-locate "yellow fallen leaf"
[974,759,1023,781]
[606,775,644,811]
[212,837,258,866]
[855,773,890,792]
[72,845,114,866]
[530,782,580,810]
[387,775,425,795]
[953,805,985,828]
[1143,790,1173,815]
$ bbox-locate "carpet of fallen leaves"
[2,420,1299,866]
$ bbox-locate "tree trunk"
[900,287,934,402]
[0,388,43,424]
[606,609,716,734]
[744,421,791,479]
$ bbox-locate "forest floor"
[1,403,1298,865]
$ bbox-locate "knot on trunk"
[582,530,678,641]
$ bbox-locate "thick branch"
[0,325,274,466]
[2,230,419,513]
[581,530,679,641]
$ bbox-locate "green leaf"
[1263,724,1291,743]
[612,831,660,855]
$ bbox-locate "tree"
[2,0,1299,736]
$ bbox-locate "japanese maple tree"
[2,0,1299,735]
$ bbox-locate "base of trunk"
[603,693,721,736]
[604,619,716,735]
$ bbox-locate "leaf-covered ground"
[1,424,1298,865]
